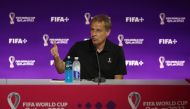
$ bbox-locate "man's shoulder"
[107,39,122,50]
[73,40,90,49]
[75,40,89,45]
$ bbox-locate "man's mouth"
[91,38,97,41]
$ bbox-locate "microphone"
[92,46,106,84]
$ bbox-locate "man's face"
[90,21,110,46]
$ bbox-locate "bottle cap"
[67,56,71,59]
[74,57,79,60]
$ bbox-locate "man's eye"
[97,30,101,32]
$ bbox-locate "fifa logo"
[9,56,15,68]
[128,92,141,109]
[159,13,166,25]
[117,34,124,47]
[9,12,15,24]
[43,34,49,46]
[84,12,91,25]
[7,92,21,109]
[159,56,165,69]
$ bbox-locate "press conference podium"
[0,79,190,109]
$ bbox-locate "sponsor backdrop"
[0,85,190,109]
[0,0,189,79]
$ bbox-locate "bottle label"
[65,60,73,83]
[65,70,73,83]
[73,71,80,80]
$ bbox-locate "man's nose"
[92,31,97,37]
[92,32,96,36]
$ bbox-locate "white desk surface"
[0,79,6,84]
[0,79,189,85]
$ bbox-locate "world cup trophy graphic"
[9,56,15,68]
[128,92,141,109]
[159,56,165,69]
[9,12,16,25]
[7,92,21,109]
[84,12,91,25]
[118,34,124,47]
[159,13,166,25]
[43,34,49,46]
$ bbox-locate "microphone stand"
[93,50,106,85]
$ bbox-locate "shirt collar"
[88,39,112,52]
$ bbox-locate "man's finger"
[53,41,57,47]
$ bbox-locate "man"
[51,14,126,80]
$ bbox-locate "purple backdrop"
[0,0,189,79]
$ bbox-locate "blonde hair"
[90,14,112,31]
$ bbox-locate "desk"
[0,79,6,84]
[1,79,189,85]
[0,79,190,109]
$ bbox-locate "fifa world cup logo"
[7,92,21,109]
[84,12,91,25]
[159,56,165,69]
[9,56,15,68]
[118,34,124,47]
[128,92,141,109]
[9,12,16,25]
[43,34,49,46]
[159,13,166,25]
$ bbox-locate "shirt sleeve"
[115,47,127,75]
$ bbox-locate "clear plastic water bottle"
[65,56,73,83]
[72,57,80,81]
